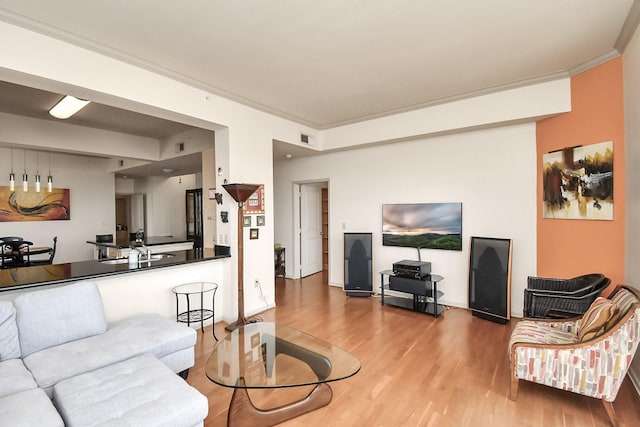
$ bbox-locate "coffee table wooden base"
[227,378,333,427]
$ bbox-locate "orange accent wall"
[537,58,625,292]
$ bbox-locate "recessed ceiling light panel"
[49,96,90,119]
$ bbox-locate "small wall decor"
[0,187,70,222]
[245,185,264,214]
[208,188,216,200]
[256,215,265,226]
[543,141,613,220]
[220,211,229,223]
[250,228,259,240]
[243,216,251,227]
[214,193,223,205]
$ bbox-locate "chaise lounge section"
[0,281,208,426]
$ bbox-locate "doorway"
[298,182,328,279]
[186,188,203,249]
[115,194,145,243]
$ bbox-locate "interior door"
[299,185,323,277]
[186,189,203,249]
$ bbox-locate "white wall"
[0,147,115,262]
[134,175,196,239]
[275,123,537,316]
[623,19,640,392]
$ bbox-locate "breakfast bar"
[0,247,232,324]
[86,236,195,259]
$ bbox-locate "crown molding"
[615,0,640,53]
[568,49,621,76]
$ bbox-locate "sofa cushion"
[52,353,208,427]
[13,281,108,357]
[577,297,618,341]
[0,388,64,427]
[0,359,37,398]
[23,313,196,392]
[0,301,20,360]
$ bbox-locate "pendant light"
[47,152,53,192]
[22,150,28,192]
[9,148,15,191]
[35,152,41,192]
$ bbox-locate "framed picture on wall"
[250,228,259,240]
[243,216,251,227]
[245,185,264,214]
[256,215,265,226]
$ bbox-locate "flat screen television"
[382,202,462,251]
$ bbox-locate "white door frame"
[291,180,329,280]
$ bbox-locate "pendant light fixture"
[9,148,15,191]
[47,152,53,192]
[22,150,28,192]
[35,152,41,193]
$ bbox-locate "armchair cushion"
[509,320,577,348]
[609,288,638,326]
[577,297,618,341]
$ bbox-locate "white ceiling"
[0,0,637,131]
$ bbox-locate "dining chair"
[0,236,32,268]
[29,236,58,266]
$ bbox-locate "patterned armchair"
[509,285,640,427]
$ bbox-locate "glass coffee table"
[206,322,361,426]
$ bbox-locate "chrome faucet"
[139,244,152,261]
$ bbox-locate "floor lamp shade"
[223,183,260,331]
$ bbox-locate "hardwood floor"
[187,273,640,427]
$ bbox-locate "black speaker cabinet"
[468,236,512,324]
[344,233,372,297]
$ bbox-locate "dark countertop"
[0,247,230,292]
[86,236,194,249]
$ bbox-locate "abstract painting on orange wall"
[0,187,70,222]
[542,141,613,220]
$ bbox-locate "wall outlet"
[254,280,260,288]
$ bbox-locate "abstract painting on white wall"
[542,141,613,220]
[0,187,70,221]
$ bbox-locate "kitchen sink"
[99,253,176,265]
[99,258,130,265]
[148,253,176,260]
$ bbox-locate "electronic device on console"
[392,259,431,279]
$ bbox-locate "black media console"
[379,270,445,317]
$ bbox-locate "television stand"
[379,270,445,317]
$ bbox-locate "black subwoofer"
[468,236,512,324]
[344,233,372,297]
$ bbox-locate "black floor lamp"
[223,183,260,332]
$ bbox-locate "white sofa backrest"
[0,301,21,360]
[13,281,108,357]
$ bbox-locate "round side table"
[171,282,218,341]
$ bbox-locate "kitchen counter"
[86,236,195,259]
[0,247,230,292]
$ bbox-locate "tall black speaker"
[344,233,373,297]
[468,236,512,324]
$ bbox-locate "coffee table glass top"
[206,322,361,389]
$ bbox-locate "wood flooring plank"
[188,273,640,427]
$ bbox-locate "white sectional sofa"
[0,281,208,427]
